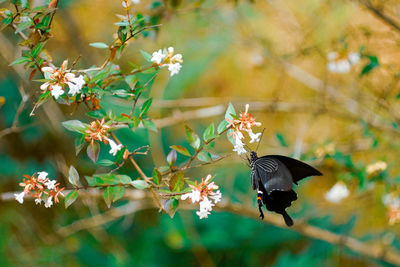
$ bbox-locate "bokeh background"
[1,0,400,266]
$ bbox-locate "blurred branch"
[282,62,399,136]
[0,85,30,138]
[358,0,400,33]
[49,195,400,266]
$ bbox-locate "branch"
[109,131,163,210]
[358,0,400,33]
[52,196,400,266]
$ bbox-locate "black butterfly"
[248,151,322,226]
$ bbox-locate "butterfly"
[248,151,322,226]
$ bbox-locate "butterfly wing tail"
[282,210,294,227]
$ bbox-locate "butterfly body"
[249,151,322,226]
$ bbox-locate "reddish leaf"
[87,142,100,163]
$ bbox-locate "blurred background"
[1,0,400,266]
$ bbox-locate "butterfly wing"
[254,156,293,193]
[267,155,322,184]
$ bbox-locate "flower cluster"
[366,161,387,176]
[14,172,64,208]
[40,60,86,99]
[181,174,222,219]
[325,181,349,203]
[314,143,335,158]
[226,104,262,155]
[151,47,183,76]
[383,193,400,225]
[84,119,123,156]
[327,51,360,73]
[121,0,140,8]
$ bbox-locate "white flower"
[327,52,338,61]
[37,171,48,181]
[41,66,55,73]
[367,161,387,175]
[151,49,166,64]
[325,182,349,203]
[327,51,360,73]
[171,53,183,63]
[14,192,25,204]
[122,0,139,8]
[45,196,53,208]
[336,60,351,73]
[328,60,351,73]
[199,197,214,212]
[348,52,360,64]
[45,180,57,190]
[233,143,246,155]
[383,194,400,208]
[209,190,222,203]
[67,75,85,96]
[108,139,123,156]
[51,84,64,99]
[167,63,182,76]
[40,82,50,91]
[35,198,42,205]
[181,189,201,203]
[233,134,246,155]
[196,209,211,219]
[248,130,261,143]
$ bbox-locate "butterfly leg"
[257,190,264,220]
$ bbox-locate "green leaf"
[152,168,162,185]
[98,159,115,166]
[140,97,152,117]
[68,165,80,186]
[87,109,106,119]
[62,120,87,134]
[87,142,100,163]
[143,119,157,132]
[15,17,33,33]
[224,102,236,121]
[75,136,86,156]
[9,56,31,66]
[35,91,51,108]
[275,132,288,147]
[111,186,125,202]
[217,120,229,134]
[89,42,109,49]
[203,123,217,142]
[185,125,201,150]
[169,171,184,192]
[140,50,152,62]
[131,180,149,189]
[115,174,132,184]
[64,190,78,209]
[361,55,379,76]
[170,145,191,157]
[164,197,179,218]
[103,187,113,208]
[117,26,127,42]
[167,149,177,166]
[31,42,46,58]
[197,151,212,162]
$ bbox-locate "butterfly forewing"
[254,156,293,193]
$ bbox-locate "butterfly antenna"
[243,143,251,152]
[255,128,266,152]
